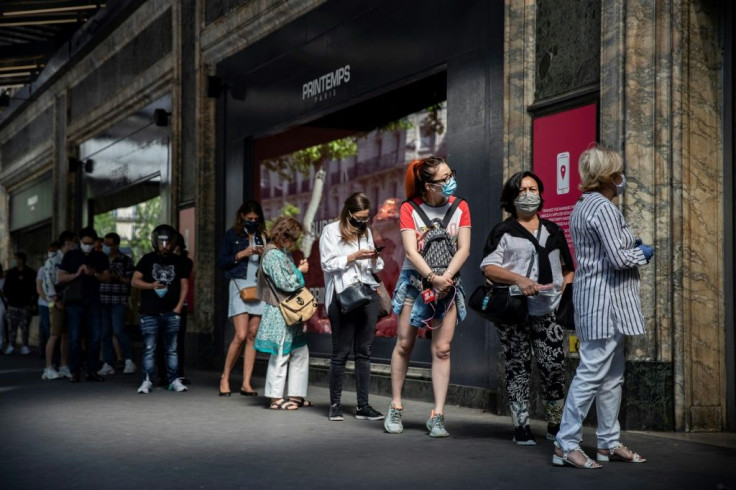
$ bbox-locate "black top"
[3,266,37,307]
[135,252,190,315]
[59,249,110,298]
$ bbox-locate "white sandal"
[597,442,647,463]
[552,442,602,469]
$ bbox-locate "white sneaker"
[168,378,188,392]
[58,366,72,379]
[137,379,153,394]
[19,346,31,355]
[3,345,14,355]
[97,363,115,376]
[42,367,61,380]
[123,359,137,374]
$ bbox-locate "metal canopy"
[0,1,105,103]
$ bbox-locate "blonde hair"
[578,146,624,192]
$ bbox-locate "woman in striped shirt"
[553,146,654,469]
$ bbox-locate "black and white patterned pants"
[496,312,565,427]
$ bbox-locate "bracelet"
[426,272,435,282]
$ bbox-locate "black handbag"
[555,284,575,329]
[469,226,538,324]
[337,282,373,314]
[468,283,528,324]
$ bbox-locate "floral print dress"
[253,248,306,356]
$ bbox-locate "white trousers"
[264,344,309,399]
[556,329,626,452]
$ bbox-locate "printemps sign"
[302,64,351,103]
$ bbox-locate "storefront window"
[258,102,447,338]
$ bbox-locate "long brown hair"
[338,192,371,243]
[404,156,446,200]
[232,200,266,237]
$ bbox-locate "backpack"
[407,198,464,277]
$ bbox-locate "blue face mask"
[615,174,626,196]
[102,245,112,256]
[440,177,457,197]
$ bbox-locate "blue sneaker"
[426,412,449,438]
[384,404,404,434]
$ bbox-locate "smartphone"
[374,245,386,253]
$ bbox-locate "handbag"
[337,282,373,314]
[235,279,258,301]
[263,271,318,328]
[469,226,539,324]
[62,276,84,303]
[372,274,392,318]
[555,284,574,329]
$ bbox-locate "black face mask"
[244,221,259,234]
[349,218,367,230]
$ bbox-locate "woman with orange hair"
[383,156,471,438]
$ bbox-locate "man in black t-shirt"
[131,224,190,394]
[58,227,111,382]
[3,252,37,355]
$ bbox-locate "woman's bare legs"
[389,306,417,410]
[240,314,262,393]
[220,313,248,393]
[430,304,457,415]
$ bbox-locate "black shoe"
[328,403,344,421]
[513,425,537,446]
[546,423,560,441]
[355,404,385,421]
[69,373,80,383]
[85,373,105,382]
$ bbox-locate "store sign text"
[302,64,351,102]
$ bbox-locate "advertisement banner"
[532,103,597,259]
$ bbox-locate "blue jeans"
[101,303,132,364]
[140,313,180,383]
[66,298,103,375]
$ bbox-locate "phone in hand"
[374,245,385,254]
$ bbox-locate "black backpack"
[407,198,463,277]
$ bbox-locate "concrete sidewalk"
[1,354,734,490]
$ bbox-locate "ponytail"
[405,159,424,200]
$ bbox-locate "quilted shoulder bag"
[263,269,317,328]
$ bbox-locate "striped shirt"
[569,192,648,340]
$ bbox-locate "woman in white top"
[320,192,385,422]
[481,171,573,446]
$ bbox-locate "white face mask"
[80,243,94,254]
[615,174,626,196]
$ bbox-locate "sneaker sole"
[355,415,385,421]
[429,431,450,438]
[328,416,344,421]
[513,439,537,446]
[384,425,403,434]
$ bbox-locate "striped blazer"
[569,192,648,341]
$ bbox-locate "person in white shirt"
[553,146,653,469]
[320,192,385,422]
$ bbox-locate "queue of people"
[2,149,654,468]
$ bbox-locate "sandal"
[289,397,314,408]
[269,399,298,410]
[597,443,647,463]
[552,443,602,469]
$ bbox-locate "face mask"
[102,245,112,256]
[154,287,168,298]
[615,174,626,196]
[244,220,258,234]
[80,243,94,254]
[349,217,368,230]
[10,260,17,268]
[514,192,541,215]
[440,177,457,197]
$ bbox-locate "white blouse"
[319,220,384,309]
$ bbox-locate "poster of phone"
[532,103,597,261]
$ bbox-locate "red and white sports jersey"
[399,196,471,271]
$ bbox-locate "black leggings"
[327,292,379,407]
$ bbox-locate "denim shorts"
[390,269,467,328]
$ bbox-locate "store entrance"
[253,72,447,364]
